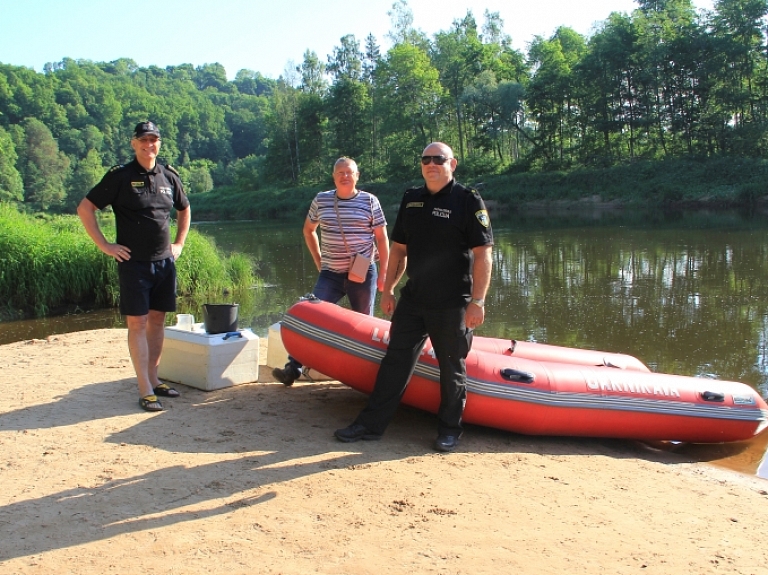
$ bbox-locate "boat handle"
[701,391,725,402]
[500,368,535,384]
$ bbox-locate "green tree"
[194,63,230,92]
[480,10,528,83]
[363,33,381,83]
[496,81,528,161]
[227,96,269,159]
[295,92,327,183]
[632,0,699,156]
[527,28,587,167]
[0,126,23,202]
[233,69,275,96]
[66,148,104,210]
[461,70,527,163]
[708,0,768,154]
[179,159,215,194]
[375,43,445,168]
[231,155,264,191]
[20,118,70,210]
[264,72,301,184]
[432,11,486,160]
[326,78,371,162]
[0,64,58,125]
[386,0,428,48]
[327,35,372,163]
[363,34,384,173]
[298,50,328,95]
[327,35,364,81]
[577,12,642,163]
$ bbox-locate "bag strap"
[333,192,352,255]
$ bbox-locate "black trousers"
[355,295,472,436]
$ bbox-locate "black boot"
[272,364,301,386]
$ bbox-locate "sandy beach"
[1,329,767,575]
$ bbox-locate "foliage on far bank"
[482,156,768,208]
[188,177,421,221]
[187,155,768,222]
[0,204,258,320]
[3,0,768,216]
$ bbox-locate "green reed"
[0,204,258,319]
[175,230,259,298]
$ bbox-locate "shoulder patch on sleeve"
[475,209,490,228]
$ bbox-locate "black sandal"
[153,383,180,398]
[139,395,164,412]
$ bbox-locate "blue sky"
[1,0,714,80]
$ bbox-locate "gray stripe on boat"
[282,315,768,424]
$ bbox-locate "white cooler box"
[158,327,259,391]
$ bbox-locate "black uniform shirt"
[87,159,190,261]
[391,179,493,309]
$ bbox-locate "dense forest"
[1,0,768,213]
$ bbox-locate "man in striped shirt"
[273,157,390,386]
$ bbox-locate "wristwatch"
[470,298,485,308]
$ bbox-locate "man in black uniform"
[77,121,191,412]
[334,142,493,452]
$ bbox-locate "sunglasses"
[421,155,452,165]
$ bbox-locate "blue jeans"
[286,265,377,373]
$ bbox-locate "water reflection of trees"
[193,220,768,396]
[492,228,768,394]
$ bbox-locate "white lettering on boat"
[585,373,681,397]
[371,328,390,345]
[733,394,756,405]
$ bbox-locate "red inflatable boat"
[280,298,768,443]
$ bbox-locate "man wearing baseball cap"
[78,121,191,412]
[133,121,161,138]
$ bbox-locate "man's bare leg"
[145,309,167,389]
[126,311,166,399]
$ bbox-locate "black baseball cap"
[132,121,161,139]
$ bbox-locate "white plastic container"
[158,327,259,391]
[266,322,288,369]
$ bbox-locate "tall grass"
[0,204,258,319]
[0,204,114,317]
[175,229,259,298]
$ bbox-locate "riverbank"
[1,329,767,574]
[187,156,768,222]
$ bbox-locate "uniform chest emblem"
[131,181,145,187]
[432,207,451,219]
[158,186,172,196]
[475,209,490,228]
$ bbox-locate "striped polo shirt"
[307,190,387,273]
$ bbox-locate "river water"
[2,207,767,479]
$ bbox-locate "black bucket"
[203,303,239,334]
